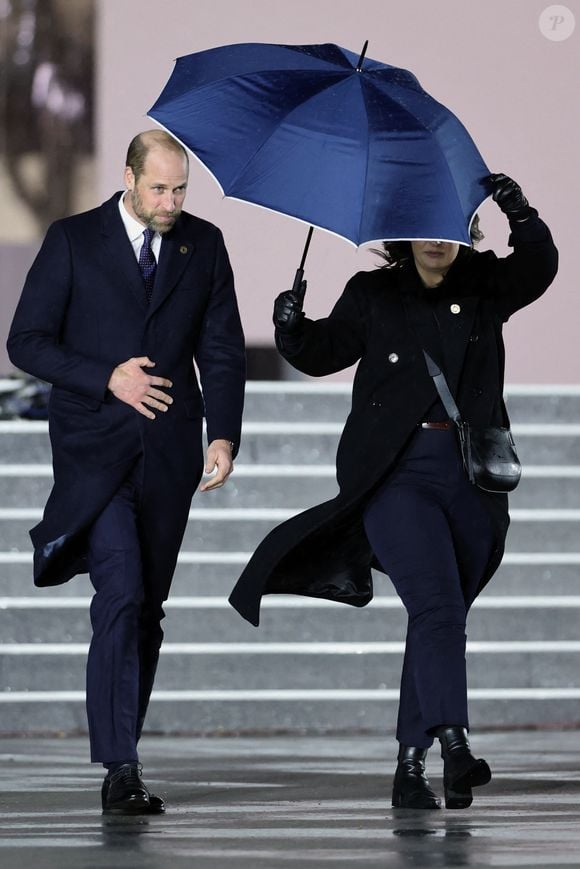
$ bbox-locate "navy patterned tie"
[138,228,157,303]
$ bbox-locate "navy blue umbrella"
[149,41,490,257]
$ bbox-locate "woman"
[229,174,558,809]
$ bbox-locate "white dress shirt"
[118,192,162,262]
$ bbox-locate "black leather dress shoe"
[101,764,166,815]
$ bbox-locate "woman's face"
[411,241,460,286]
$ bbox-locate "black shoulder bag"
[423,350,522,494]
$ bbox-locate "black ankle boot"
[436,726,491,809]
[391,745,441,809]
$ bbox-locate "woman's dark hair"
[374,214,484,269]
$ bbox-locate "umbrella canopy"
[148,42,491,246]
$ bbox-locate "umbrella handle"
[290,268,307,302]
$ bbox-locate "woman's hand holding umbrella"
[273,280,307,334]
[490,173,532,221]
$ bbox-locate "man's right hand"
[273,280,307,334]
[107,356,173,419]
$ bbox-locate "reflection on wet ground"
[1,731,580,868]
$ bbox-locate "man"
[7,130,246,814]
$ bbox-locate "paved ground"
[1,731,580,868]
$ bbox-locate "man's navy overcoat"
[229,215,558,626]
[8,193,246,592]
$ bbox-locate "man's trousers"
[85,457,164,763]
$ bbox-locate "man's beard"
[130,188,180,234]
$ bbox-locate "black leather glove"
[273,281,306,334]
[490,173,532,221]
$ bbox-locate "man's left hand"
[200,439,234,491]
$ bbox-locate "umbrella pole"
[290,41,366,297]
[291,225,314,298]
[356,40,368,72]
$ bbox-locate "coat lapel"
[99,194,148,313]
[147,219,196,319]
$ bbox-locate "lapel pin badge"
[180,245,188,254]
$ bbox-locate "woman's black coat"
[229,216,558,626]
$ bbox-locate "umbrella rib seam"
[215,75,350,196]
[358,79,372,246]
[362,77,487,238]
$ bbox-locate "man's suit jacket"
[7,193,246,593]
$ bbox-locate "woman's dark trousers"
[363,428,497,748]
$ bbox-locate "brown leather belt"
[420,420,453,430]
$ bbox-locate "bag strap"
[422,350,463,425]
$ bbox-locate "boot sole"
[392,791,441,810]
[102,795,151,815]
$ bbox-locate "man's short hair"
[126,130,189,181]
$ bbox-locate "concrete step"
[1,555,578,597]
[1,509,579,551]
[1,597,580,643]
[2,643,580,692]
[4,382,580,424]
[1,466,579,509]
[0,466,341,509]
[234,429,580,466]
[3,422,580,465]
[243,383,351,422]
[510,474,580,508]
[242,383,580,424]
[0,693,579,735]
[0,385,579,737]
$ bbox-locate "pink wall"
[69,2,580,381]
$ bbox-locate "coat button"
[469,333,479,342]
[450,303,461,314]
[388,353,399,363]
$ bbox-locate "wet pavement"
[1,731,580,868]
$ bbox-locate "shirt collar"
[118,191,154,244]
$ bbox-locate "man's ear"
[124,166,135,191]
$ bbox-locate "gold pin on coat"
[180,245,188,254]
